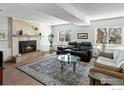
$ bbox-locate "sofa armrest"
[99,52,113,59]
[90,67,124,79]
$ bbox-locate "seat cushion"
[94,56,121,72]
[97,57,116,66]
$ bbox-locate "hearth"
[19,40,37,54]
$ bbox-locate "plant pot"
[49,46,53,54]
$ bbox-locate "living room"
[1,2,124,89]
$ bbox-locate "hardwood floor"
[3,52,55,85]
[3,54,51,85]
[3,52,94,85]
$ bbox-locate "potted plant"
[48,33,54,53]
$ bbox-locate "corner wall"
[40,24,52,52]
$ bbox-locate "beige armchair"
[89,50,124,85]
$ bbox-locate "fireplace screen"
[19,40,37,54]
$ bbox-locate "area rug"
[17,55,93,85]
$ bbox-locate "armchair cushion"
[94,56,121,72]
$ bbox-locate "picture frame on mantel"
[77,33,88,39]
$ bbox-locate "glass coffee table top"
[57,54,80,71]
[58,54,80,63]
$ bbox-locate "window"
[96,27,122,44]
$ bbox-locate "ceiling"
[0,3,124,25]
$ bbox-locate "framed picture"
[77,33,88,39]
[0,31,8,40]
[58,30,71,42]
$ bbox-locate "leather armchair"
[0,51,3,85]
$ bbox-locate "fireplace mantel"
[12,18,41,56]
[13,35,40,38]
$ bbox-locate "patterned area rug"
[17,55,93,85]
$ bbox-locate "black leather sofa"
[56,42,92,62]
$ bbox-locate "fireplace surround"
[19,40,37,54]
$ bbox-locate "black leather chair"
[0,51,3,85]
[0,51,3,68]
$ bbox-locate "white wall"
[40,23,52,51]
[52,24,93,45]
[0,16,12,61]
[52,17,124,47]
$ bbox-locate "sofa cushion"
[95,56,121,72]
[76,43,81,49]
[81,42,91,46]
[80,46,90,51]
[67,45,75,49]
[68,42,77,48]
[68,42,77,45]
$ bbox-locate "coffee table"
[58,54,80,72]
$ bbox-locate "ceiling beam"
[56,3,91,25]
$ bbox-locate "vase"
[49,46,53,54]
[19,30,23,35]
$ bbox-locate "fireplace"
[19,40,37,54]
